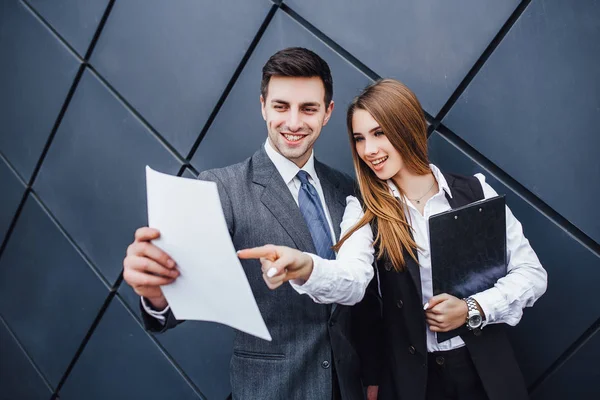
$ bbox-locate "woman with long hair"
[239,79,547,400]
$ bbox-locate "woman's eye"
[374,131,385,137]
[353,136,364,142]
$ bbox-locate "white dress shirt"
[261,140,374,306]
[339,164,547,352]
[142,139,375,321]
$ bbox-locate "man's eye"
[274,105,286,110]
[304,108,317,113]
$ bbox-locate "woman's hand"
[367,385,379,400]
[237,245,314,290]
[424,293,468,332]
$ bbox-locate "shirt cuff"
[140,297,170,323]
[289,253,336,299]
[471,288,508,328]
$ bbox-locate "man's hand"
[123,227,179,310]
[366,385,378,400]
[424,293,468,332]
[237,244,313,290]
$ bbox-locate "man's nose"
[287,110,302,132]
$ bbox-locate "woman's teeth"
[372,156,388,165]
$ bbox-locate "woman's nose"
[364,138,378,155]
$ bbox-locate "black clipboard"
[429,195,507,343]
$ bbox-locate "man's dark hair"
[261,47,333,105]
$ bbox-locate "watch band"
[463,297,483,331]
[465,297,478,314]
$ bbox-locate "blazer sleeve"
[140,300,184,333]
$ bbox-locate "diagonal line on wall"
[21,0,85,61]
[52,286,120,396]
[0,314,55,395]
[435,125,600,256]
[278,4,378,82]
[428,0,533,134]
[184,3,280,165]
[114,292,209,400]
[85,65,188,166]
[280,3,437,124]
[529,317,600,395]
[7,2,218,397]
[432,129,600,390]
[0,153,30,260]
[28,191,113,289]
[22,0,189,168]
[82,0,115,60]
[0,0,119,287]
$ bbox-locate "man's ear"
[260,95,267,121]
[323,100,335,126]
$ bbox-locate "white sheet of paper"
[145,166,271,341]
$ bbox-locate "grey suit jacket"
[142,146,366,400]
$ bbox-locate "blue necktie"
[297,170,335,260]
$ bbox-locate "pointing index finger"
[237,245,278,261]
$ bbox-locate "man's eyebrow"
[270,100,321,108]
[300,102,321,108]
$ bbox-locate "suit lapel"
[252,148,316,254]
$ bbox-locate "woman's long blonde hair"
[333,79,430,271]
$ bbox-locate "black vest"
[356,173,529,400]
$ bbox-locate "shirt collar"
[264,139,317,185]
[386,163,453,199]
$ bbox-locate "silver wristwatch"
[464,297,483,330]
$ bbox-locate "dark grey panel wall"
[191,10,371,176]
[91,0,273,156]
[59,296,201,400]
[0,158,25,245]
[531,328,600,400]
[26,0,110,57]
[284,0,519,115]
[118,283,234,399]
[0,194,108,388]
[0,318,52,400]
[429,131,600,386]
[181,167,198,180]
[34,70,182,283]
[443,0,600,243]
[1,1,598,398]
[0,0,80,182]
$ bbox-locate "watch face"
[468,315,482,328]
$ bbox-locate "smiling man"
[122,48,374,400]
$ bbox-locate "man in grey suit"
[123,48,373,399]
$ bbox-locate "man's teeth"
[284,134,303,141]
[372,156,388,165]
